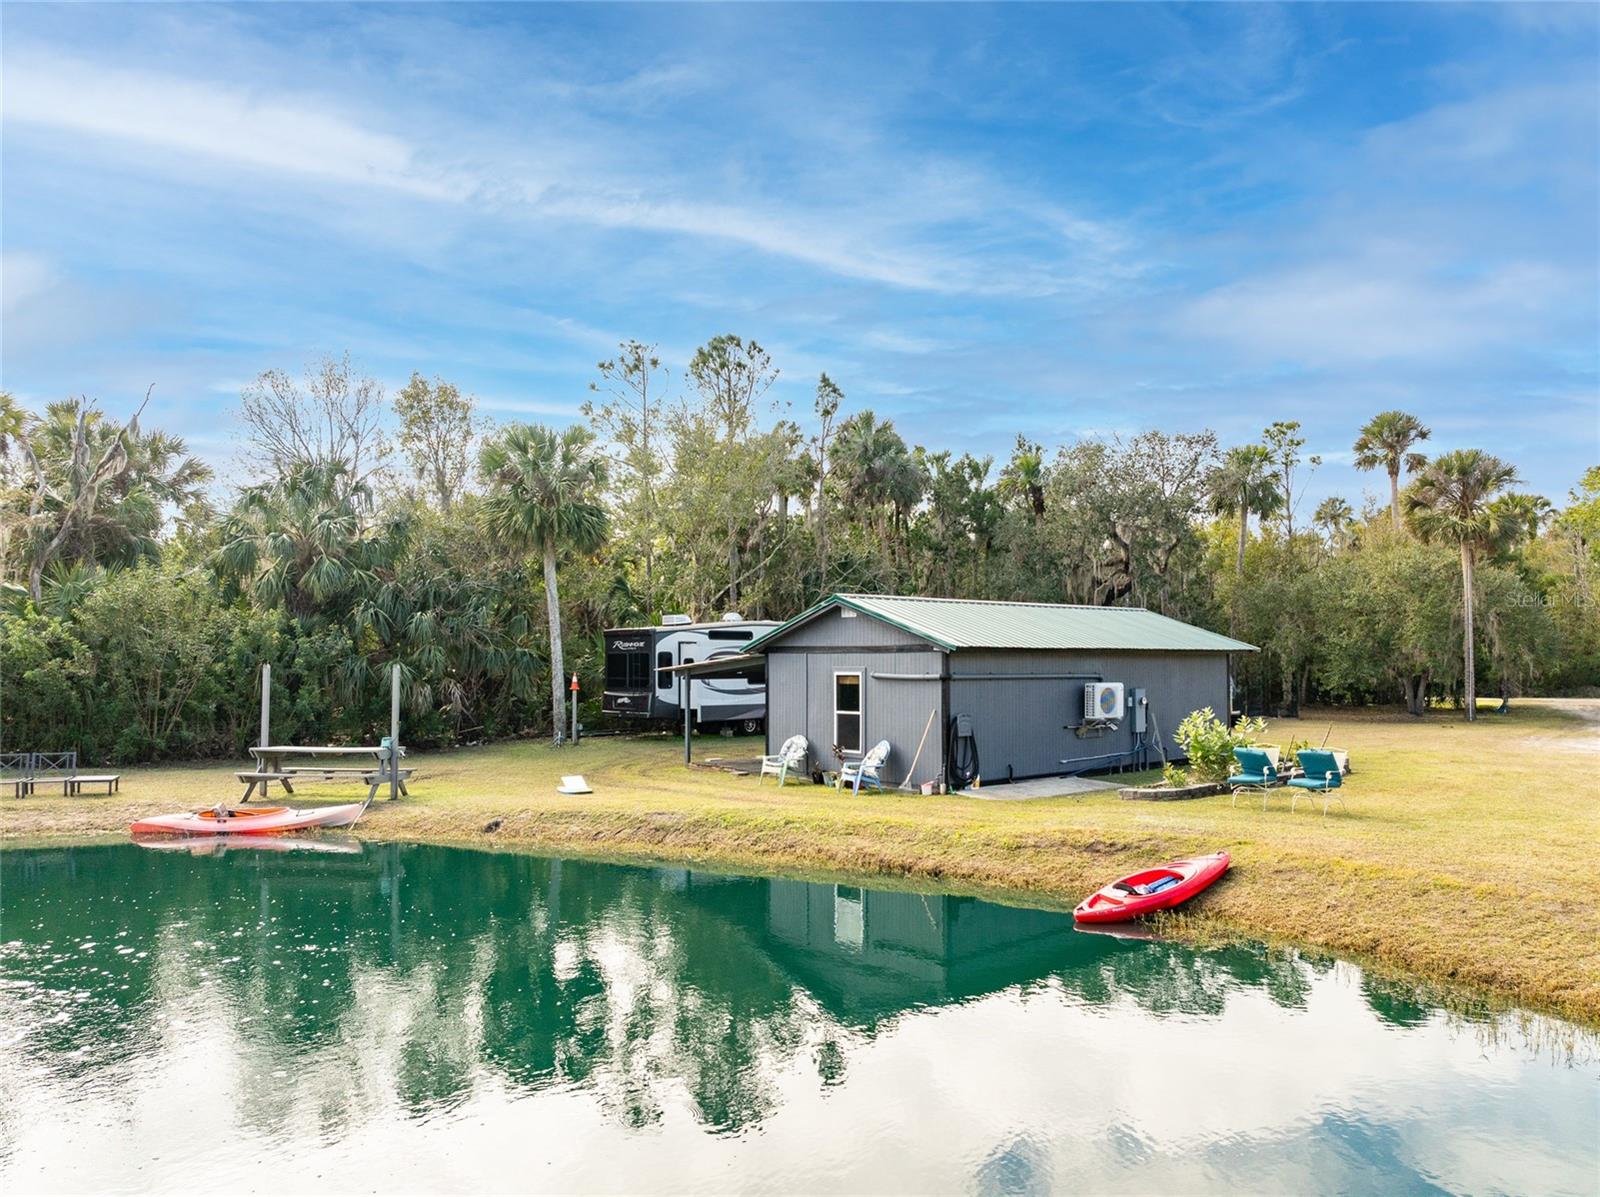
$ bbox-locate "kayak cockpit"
[1112,871,1184,897]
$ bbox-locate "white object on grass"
[558,775,593,795]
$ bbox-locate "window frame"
[833,670,864,757]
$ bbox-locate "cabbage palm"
[1354,411,1430,532]
[1313,496,1357,551]
[835,411,922,571]
[1487,492,1552,551]
[998,436,1047,523]
[1405,450,1520,721]
[15,398,211,599]
[480,423,609,744]
[215,460,407,620]
[1209,444,1282,576]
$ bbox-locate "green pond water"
[1,841,1595,1194]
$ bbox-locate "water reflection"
[1,842,1594,1194]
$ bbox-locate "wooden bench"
[280,766,374,781]
[235,770,296,801]
[364,768,414,801]
[29,774,123,796]
[1,752,33,798]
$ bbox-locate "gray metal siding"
[769,606,935,650]
[765,652,811,766]
[948,650,1230,780]
[767,649,945,787]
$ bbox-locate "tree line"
[2,340,1595,761]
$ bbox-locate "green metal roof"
[748,594,1256,654]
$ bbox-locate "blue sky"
[3,2,1597,508]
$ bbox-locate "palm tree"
[1209,445,1282,576]
[998,435,1047,523]
[834,411,919,571]
[480,423,609,745]
[1487,492,1552,552]
[216,460,407,620]
[15,397,211,599]
[1353,411,1430,531]
[1313,496,1356,551]
[1405,449,1520,722]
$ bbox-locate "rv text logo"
[610,639,646,650]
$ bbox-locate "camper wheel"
[738,718,763,735]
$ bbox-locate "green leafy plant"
[1160,762,1188,788]
[1173,707,1269,784]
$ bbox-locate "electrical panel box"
[1131,688,1148,733]
[955,712,973,737]
[1083,682,1125,722]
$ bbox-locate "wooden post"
[390,664,401,802]
[260,663,271,748]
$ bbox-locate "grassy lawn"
[6,699,1598,1026]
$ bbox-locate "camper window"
[607,651,649,690]
[656,651,673,689]
[834,672,862,754]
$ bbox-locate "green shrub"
[1173,707,1268,784]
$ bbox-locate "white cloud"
[857,329,944,355]
[3,53,469,201]
[1178,256,1570,365]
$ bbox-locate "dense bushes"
[0,557,551,764]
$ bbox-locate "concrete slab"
[956,775,1119,801]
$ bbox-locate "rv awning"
[658,654,762,679]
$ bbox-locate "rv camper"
[603,614,780,733]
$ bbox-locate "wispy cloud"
[1178,256,1572,364]
[4,54,467,201]
[4,47,1130,299]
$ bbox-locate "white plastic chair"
[760,736,809,786]
[838,740,891,796]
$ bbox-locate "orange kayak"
[129,803,367,836]
[1074,852,1230,924]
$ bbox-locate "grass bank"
[6,700,1598,1026]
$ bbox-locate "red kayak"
[129,802,367,837]
[1074,851,1230,924]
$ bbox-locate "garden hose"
[946,715,980,790]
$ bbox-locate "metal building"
[748,593,1256,790]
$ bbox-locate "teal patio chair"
[1289,749,1347,816]
[838,740,891,797]
[1228,747,1280,810]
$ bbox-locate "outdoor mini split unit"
[1083,682,1125,721]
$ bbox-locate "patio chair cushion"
[1294,749,1342,787]
[1229,748,1277,788]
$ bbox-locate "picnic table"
[240,744,411,803]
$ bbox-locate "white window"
[833,885,863,950]
[834,671,863,755]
